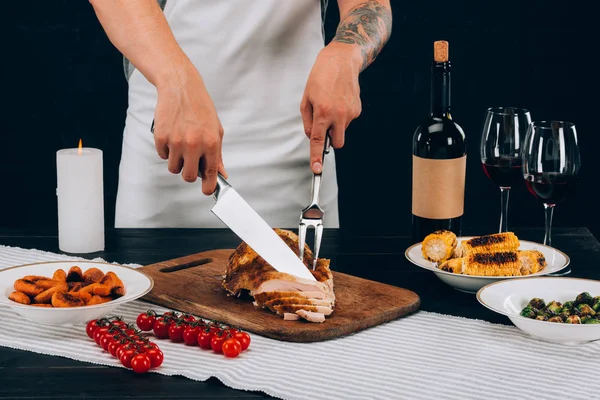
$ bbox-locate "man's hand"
[89,0,226,196]
[300,44,362,174]
[300,0,392,174]
[153,63,227,195]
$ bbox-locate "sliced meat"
[283,313,301,321]
[263,297,332,312]
[254,291,329,305]
[273,304,333,316]
[296,310,325,323]
[222,228,336,323]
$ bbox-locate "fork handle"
[309,134,331,204]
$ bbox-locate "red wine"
[482,157,522,188]
[524,173,577,205]
[412,41,466,244]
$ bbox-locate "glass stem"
[499,187,510,233]
[543,203,555,246]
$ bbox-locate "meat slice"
[254,291,329,305]
[295,310,326,323]
[222,228,336,323]
[263,297,332,312]
[273,304,333,316]
[283,313,301,321]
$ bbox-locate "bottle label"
[412,155,466,219]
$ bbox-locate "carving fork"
[299,135,331,270]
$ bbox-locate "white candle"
[56,142,105,253]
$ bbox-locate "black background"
[3,1,597,241]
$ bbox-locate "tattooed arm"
[300,0,392,173]
[334,0,393,72]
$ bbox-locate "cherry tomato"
[116,344,134,360]
[226,327,239,336]
[123,328,136,337]
[183,326,200,346]
[145,342,160,350]
[136,312,156,332]
[100,333,115,351]
[168,324,185,342]
[152,318,169,339]
[209,324,222,335]
[233,332,251,351]
[222,338,242,358]
[210,334,227,353]
[119,349,136,368]
[112,320,128,328]
[93,327,109,345]
[131,354,151,374]
[145,348,164,368]
[197,329,214,350]
[108,340,122,357]
[86,319,100,338]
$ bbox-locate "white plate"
[405,237,570,293]
[477,277,600,344]
[0,260,153,325]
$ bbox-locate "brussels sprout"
[591,297,600,312]
[565,315,582,324]
[548,316,564,323]
[528,298,546,310]
[545,301,563,315]
[520,306,538,319]
[575,292,593,306]
[576,303,596,316]
[562,301,575,309]
[583,318,600,324]
[535,315,548,321]
[581,315,592,324]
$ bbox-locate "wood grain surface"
[138,249,421,342]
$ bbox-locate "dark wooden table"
[1,226,599,399]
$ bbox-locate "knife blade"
[211,174,317,281]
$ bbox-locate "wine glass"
[521,121,581,274]
[480,107,532,233]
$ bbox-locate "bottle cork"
[434,40,449,62]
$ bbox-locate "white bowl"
[405,237,570,293]
[0,260,153,325]
[477,277,600,345]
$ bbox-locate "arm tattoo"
[333,1,392,72]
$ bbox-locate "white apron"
[115,0,340,229]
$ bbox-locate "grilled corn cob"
[460,232,519,256]
[421,230,457,263]
[438,250,546,276]
[438,257,464,274]
[518,249,546,274]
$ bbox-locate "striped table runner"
[0,244,598,400]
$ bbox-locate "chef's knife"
[211,174,317,281]
[150,120,316,281]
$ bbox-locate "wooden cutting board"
[138,249,421,343]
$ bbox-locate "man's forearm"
[333,0,392,72]
[89,0,192,88]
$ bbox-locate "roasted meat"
[223,228,335,323]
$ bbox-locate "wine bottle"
[411,40,467,244]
